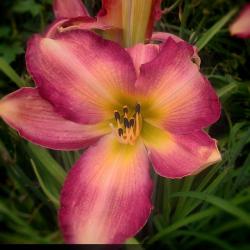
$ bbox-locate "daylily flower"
[229,3,250,38]
[52,0,162,47]
[0,30,221,243]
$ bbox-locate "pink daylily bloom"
[0,30,221,243]
[229,3,250,38]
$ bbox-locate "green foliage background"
[0,0,250,248]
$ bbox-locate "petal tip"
[229,3,250,39]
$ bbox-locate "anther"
[123,105,128,114]
[135,103,141,114]
[124,118,130,128]
[118,128,123,136]
[129,118,135,127]
[114,110,120,121]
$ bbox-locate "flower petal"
[56,16,112,33]
[53,0,89,18]
[97,0,123,28]
[26,30,137,124]
[127,43,159,76]
[0,88,107,150]
[59,135,152,243]
[136,38,220,133]
[146,0,162,39]
[151,32,201,66]
[151,31,187,43]
[229,4,250,39]
[44,17,113,40]
[142,123,221,178]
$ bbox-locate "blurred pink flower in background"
[229,3,250,38]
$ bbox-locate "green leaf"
[0,27,11,38]
[12,0,43,17]
[0,57,26,87]
[0,43,24,64]
[212,220,244,235]
[31,160,60,207]
[217,81,238,98]
[177,167,228,219]
[171,191,250,225]
[149,208,220,243]
[27,143,66,185]
[196,8,238,50]
[173,230,235,250]
[148,191,250,244]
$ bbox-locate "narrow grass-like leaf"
[171,191,250,225]
[171,230,235,250]
[217,81,238,98]
[212,220,244,235]
[196,8,238,50]
[0,57,26,87]
[172,176,194,220]
[148,208,220,243]
[233,154,250,193]
[31,160,59,207]
[229,128,250,166]
[27,143,66,185]
[0,232,49,244]
[7,164,54,208]
[148,191,250,243]
[0,202,24,226]
[178,168,228,218]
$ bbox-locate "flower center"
[111,103,142,145]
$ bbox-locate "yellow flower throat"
[112,103,142,145]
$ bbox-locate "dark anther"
[129,118,135,127]
[114,110,120,121]
[118,128,123,136]
[123,105,128,114]
[124,118,130,128]
[135,103,141,113]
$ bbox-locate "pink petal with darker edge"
[0,88,107,150]
[59,135,153,243]
[136,38,220,133]
[144,126,221,178]
[151,32,201,66]
[26,30,137,125]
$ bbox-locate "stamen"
[123,105,128,114]
[135,103,141,114]
[129,118,135,127]
[135,112,140,136]
[118,128,123,136]
[114,110,120,121]
[124,117,130,128]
